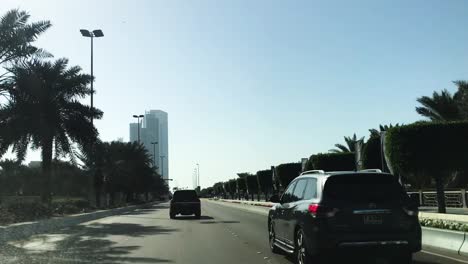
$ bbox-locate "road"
[1,200,468,264]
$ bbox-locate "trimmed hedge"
[236,177,247,192]
[362,135,383,170]
[385,121,468,175]
[228,179,238,194]
[257,169,273,195]
[385,121,468,213]
[276,163,302,188]
[245,175,259,193]
[309,153,356,171]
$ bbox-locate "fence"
[408,189,467,208]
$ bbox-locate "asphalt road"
[1,200,468,264]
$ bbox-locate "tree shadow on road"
[0,222,178,263]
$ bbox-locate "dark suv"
[170,190,201,219]
[268,170,421,264]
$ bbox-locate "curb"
[0,202,157,243]
[422,227,466,255]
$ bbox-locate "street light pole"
[80,29,104,125]
[196,163,200,188]
[132,114,144,143]
[151,142,158,168]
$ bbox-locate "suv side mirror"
[269,194,280,203]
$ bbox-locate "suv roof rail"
[359,169,383,173]
[301,170,325,175]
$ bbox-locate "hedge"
[245,175,259,193]
[228,179,237,194]
[309,152,356,171]
[236,177,247,192]
[257,169,273,194]
[385,121,468,213]
[385,121,468,175]
[256,169,273,201]
[362,135,383,170]
[276,163,302,188]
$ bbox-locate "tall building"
[129,110,169,179]
[129,123,138,142]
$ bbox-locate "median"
[0,201,158,243]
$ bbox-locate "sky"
[3,0,468,189]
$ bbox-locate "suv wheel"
[195,211,201,219]
[296,229,312,264]
[269,221,281,254]
[170,212,176,219]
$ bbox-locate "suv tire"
[269,221,281,254]
[170,212,176,219]
[195,211,201,219]
[295,228,315,264]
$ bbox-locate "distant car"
[268,170,421,264]
[170,190,201,219]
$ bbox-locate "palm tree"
[369,123,400,137]
[0,58,102,203]
[454,80,468,118]
[0,9,51,66]
[329,133,364,153]
[416,89,462,121]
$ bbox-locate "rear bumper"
[170,202,201,215]
[304,226,422,254]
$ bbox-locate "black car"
[268,170,421,264]
[170,190,201,219]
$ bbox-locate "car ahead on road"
[268,170,421,264]
[170,190,201,219]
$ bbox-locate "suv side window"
[291,179,308,201]
[281,181,297,203]
[303,178,317,200]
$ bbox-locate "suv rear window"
[173,190,198,201]
[323,174,406,203]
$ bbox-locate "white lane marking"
[421,250,468,263]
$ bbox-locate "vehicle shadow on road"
[173,215,214,220]
[0,222,178,263]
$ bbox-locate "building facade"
[129,110,169,179]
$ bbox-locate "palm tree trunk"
[41,137,53,205]
[435,176,447,213]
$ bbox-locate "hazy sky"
[3,0,468,189]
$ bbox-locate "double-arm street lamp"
[132,114,144,143]
[80,29,104,124]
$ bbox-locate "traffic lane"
[0,202,282,264]
[203,200,468,264]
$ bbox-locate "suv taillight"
[308,204,338,218]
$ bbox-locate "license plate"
[363,215,383,225]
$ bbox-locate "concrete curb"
[0,202,157,243]
[422,227,465,255]
[219,199,276,208]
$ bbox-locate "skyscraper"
[129,110,169,179]
[129,123,138,142]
